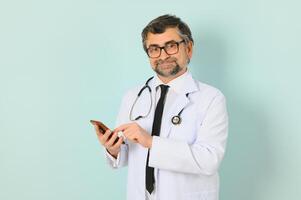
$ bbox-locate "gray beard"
[154,63,182,77]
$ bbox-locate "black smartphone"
[90,120,123,144]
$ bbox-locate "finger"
[100,129,112,144]
[114,123,133,132]
[106,131,118,147]
[112,137,124,148]
[94,125,103,136]
[123,129,131,138]
[125,132,138,143]
[127,137,138,143]
[94,125,106,144]
[113,126,126,133]
[123,128,136,138]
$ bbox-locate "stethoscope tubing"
[129,77,189,125]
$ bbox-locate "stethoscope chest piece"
[171,115,181,125]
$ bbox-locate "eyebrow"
[148,40,177,47]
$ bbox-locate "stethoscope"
[129,77,189,125]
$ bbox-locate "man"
[94,14,228,200]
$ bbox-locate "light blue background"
[1,1,300,199]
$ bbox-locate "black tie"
[146,84,169,194]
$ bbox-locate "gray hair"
[141,14,194,52]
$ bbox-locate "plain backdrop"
[1,1,300,199]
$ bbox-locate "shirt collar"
[153,69,189,94]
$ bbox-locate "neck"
[158,68,187,84]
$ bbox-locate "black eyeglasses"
[146,40,185,58]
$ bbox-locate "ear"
[186,41,193,59]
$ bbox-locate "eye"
[165,42,177,50]
[148,46,160,53]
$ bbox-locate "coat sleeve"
[104,90,132,169]
[149,92,228,175]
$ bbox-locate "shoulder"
[123,84,144,98]
[199,81,225,98]
[192,78,226,105]
[120,83,145,104]
[122,76,155,99]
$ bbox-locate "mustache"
[155,57,177,66]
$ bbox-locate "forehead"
[146,27,182,47]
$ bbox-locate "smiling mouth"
[159,61,175,67]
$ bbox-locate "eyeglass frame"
[146,39,186,58]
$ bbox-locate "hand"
[94,125,123,158]
[114,122,153,149]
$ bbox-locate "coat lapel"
[160,73,199,138]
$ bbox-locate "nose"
[159,48,170,60]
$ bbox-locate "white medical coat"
[106,73,228,200]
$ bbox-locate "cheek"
[177,54,188,65]
[149,59,156,68]
[180,50,191,63]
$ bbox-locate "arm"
[104,91,133,168]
